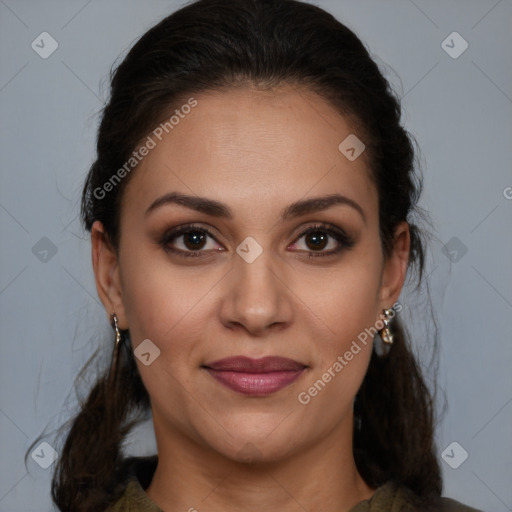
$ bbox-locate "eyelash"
[159,223,355,259]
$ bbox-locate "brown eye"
[290,223,355,258]
[159,225,223,257]
[304,230,328,251]
[182,231,207,250]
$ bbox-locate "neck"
[145,417,376,512]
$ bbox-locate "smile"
[202,356,308,396]
[204,368,307,396]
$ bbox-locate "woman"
[47,0,481,510]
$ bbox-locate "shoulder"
[104,455,161,512]
[399,484,484,512]
[349,481,483,512]
[438,496,484,512]
[104,478,162,512]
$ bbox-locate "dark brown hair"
[27,0,443,510]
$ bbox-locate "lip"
[202,356,308,396]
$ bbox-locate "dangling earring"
[108,312,123,386]
[379,308,395,345]
[374,308,395,357]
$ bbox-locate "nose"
[219,246,294,337]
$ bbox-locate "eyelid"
[293,222,350,242]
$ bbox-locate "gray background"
[1,1,511,511]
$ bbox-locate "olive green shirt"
[105,456,483,512]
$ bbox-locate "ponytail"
[49,333,150,511]
[354,319,442,504]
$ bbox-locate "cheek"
[118,253,204,412]
[291,249,382,405]
[118,239,207,339]
[295,252,382,343]
[308,277,377,379]
[117,243,225,393]
[293,280,377,424]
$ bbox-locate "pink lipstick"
[202,356,307,396]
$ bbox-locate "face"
[92,84,409,464]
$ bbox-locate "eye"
[159,224,223,257]
[289,223,354,258]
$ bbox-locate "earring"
[379,308,395,345]
[108,312,123,385]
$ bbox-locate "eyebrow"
[145,191,366,223]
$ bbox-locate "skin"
[91,84,410,512]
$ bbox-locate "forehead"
[121,84,376,220]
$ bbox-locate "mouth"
[201,356,308,396]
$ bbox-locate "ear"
[378,221,410,309]
[91,220,128,329]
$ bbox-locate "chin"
[205,425,300,466]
